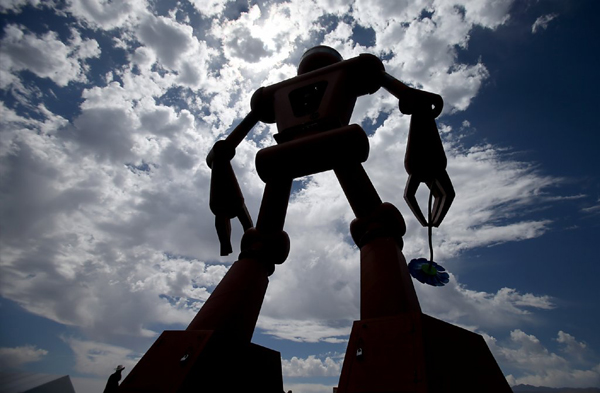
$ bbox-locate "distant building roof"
[0,372,76,393]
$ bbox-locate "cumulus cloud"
[284,383,335,393]
[0,345,48,368]
[0,0,45,13]
[0,1,583,390]
[1,0,559,343]
[0,104,224,337]
[532,13,559,34]
[417,283,554,331]
[70,377,107,393]
[248,110,559,342]
[282,354,343,377]
[65,0,146,30]
[137,15,194,69]
[0,0,551,328]
[66,106,138,162]
[581,199,600,216]
[258,268,554,343]
[486,330,600,388]
[63,337,139,378]
[226,26,272,63]
[257,316,352,343]
[557,331,589,364]
[0,25,100,87]
[188,0,234,17]
[136,14,211,89]
[348,0,514,113]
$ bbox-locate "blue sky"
[1,1,599,392]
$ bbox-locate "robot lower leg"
[237,178,293,275]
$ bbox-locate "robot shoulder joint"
[251,87,276,123]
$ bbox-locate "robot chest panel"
[288,80,329,117]
[273,72,355,133]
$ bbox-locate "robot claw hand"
[215,205,252,256]
[404,168,455,228]
[403,112,455,228]
[380,72,454,227]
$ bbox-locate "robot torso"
[251,54,384,144]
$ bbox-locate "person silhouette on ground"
[103,365,125,393]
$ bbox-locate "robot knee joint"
[240,228,291,269]
[350,202,406,247]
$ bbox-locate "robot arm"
[206,111,258,255]
[381,72,455,227]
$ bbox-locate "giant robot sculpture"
[119,47,512,393]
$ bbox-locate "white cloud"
[257,316,351,343]
[63,337,139,378]
[0,345,48,368]
[486,330,600,388]
[70,377,106,393]
[282,354,342,377]
[67,106,138,162]
[249,108,559,338]
[65,0,146,30]
[352,0,428,29]
[284,383,335,393]
[1,0,560,343]
[0,1,583,387]
[0,0,46,13]
[226,26,273,63]
[532,13,559,34]
[209,3,303,76]
[0,25,100,87]
[136,14,211,89]
[130,46,156,70]
[419,283,554,330]
[557,331,588,363]
[350,0,514,114]
[137,15,194,69]
[454,0,514,29]
[188,0,234,17]
[582,202,600,216]
[0,107,222,336]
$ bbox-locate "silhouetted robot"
[119,47,515,393]
[207,46,454,273]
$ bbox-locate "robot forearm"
[208,143,246,218]
[207,111,258,255]
[381,72,443,118]
[207,110,259,168]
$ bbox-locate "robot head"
[297,46,343,75]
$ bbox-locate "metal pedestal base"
[337,313,512,393]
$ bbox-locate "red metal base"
[337,313,512,393]
[119,330,283,393]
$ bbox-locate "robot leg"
[240,178,293,271]
[121,183,290,393]
[187,179,292,339]
[334,162,420,317]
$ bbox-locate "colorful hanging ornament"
[408,188,450,287]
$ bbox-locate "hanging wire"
[427,186,434,264]
[407,185,449,286]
